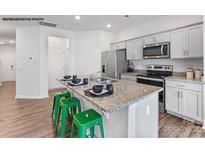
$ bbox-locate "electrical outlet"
[146,105,150,116]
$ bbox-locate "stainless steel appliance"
[101,50,128,79]
[137,65,173,113]
[143,42,170,59]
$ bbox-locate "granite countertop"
[165,75,204,84]
[58,78,162,113]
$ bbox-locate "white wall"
[75,30,114,75]
[16,26,42,99]
[0,45,16,82]
[114,15,202,42]
[132,59,203,72]
[16,25,76,99]
[203,16,205,129]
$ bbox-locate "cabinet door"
[187,24,203,58]
[144,36,155,45]
[111,42,126,50]
[126,38,143,60]
[166,86,180,114]
[182,90,202,121]
[155,32,170,43]
[170,29,186,59]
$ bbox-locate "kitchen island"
[58,78,162,138]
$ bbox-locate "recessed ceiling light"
[10,40,14,43]
[0,41,4,45]
[106,24,111,28]
[75,15,81,20]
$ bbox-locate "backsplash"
[130,58,203,72]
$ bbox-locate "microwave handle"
[161,45,164,55]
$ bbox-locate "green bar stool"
[56,97,81,138]
[52,91,70,127]
[70,109,104,138]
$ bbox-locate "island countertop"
[58,78,162,113]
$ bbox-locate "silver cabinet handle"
[181,91,183,99]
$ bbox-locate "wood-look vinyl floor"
[0,81,204,138]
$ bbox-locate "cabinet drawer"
[166,80,201,92]
[121,74,137,81]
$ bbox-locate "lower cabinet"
[165,80,203,123]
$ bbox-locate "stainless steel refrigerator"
[101,49,128,79]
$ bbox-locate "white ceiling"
[0,15,162,43]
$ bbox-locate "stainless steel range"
[136,65,173,113]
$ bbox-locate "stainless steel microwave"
[143,42,170,59]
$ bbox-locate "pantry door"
[48,36,68,89]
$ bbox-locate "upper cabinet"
[111,42,126,50]
[144,32,170,45]
[187,25,203,58]
[126,38,144,60]
[171,24,203,59]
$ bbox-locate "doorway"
[0,24,16,85]
[48,36,69,89]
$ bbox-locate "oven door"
[143,42,170,59]
[137,76,165,112]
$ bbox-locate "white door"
[48,36,68,89]
[182,90,202,121]
[166,86,180,114]
[48,48,66,89]
[170,29,186,59]
[187,24,203,58]
[126,38,143,60]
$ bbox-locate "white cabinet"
[144,36,156,45]
[166,87,181,114]
[165,80,203,123]
[111,42,126,50]
[170,29,186,58]
[171,24,203,59]
[144,32,170,45]
[182,90,202,121]
[187,25,203,58]
[155,32,170,43]
[126,38,143,60]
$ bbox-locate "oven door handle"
[161,45,164,55]
[137,76,164,82]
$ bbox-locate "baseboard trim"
[15,94,49,100]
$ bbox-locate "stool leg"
[55,106,61,133]
[52,96,56,118]
[61,107,68,138]
[90,126,95,138]
[78,103,81,113]
[99,119,104,138]
[70,121,76,138]
[79,127,87,138]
